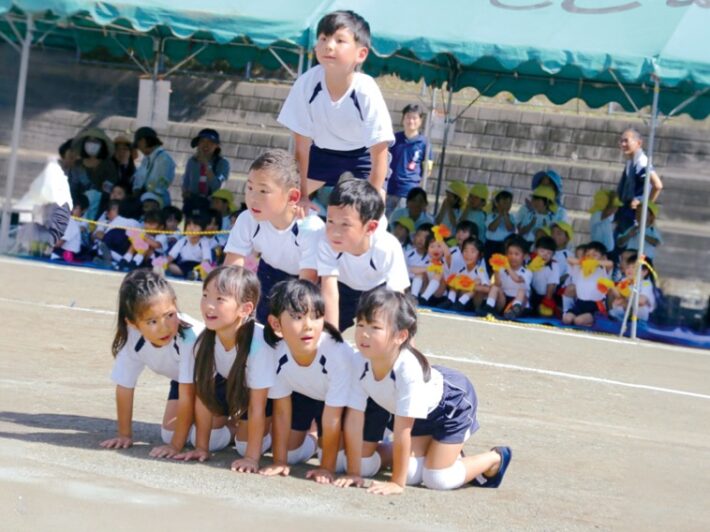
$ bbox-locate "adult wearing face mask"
[70,128,119,220]
[131,127,176,209]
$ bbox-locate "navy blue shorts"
[215,373,274,418]
[363,398,392,443]
[239,398,274,420]
[168,379,179,400]
[175,259,200,278]
[103,229,131,255]
[290,392,326,435]
[337,281,385,332]
[308,145,371,187]
[570,298,602,316]
[388,366,479,444]
[256,260,296,324]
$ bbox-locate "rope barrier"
[71,215,230,236]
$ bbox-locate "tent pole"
[628,76,660,340]
[421,84,435,190]
[297,49,304,77]
[0,14,33,253]
[433,85,453,216]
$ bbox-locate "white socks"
[421,279,440,301]
[286,434,317,464]
[233,433,272,456]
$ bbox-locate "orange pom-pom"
[597,277,615,294]
[489,253,510,272]
[432,225,451,242]
[457,275,476,292]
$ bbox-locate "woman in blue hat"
[182,128,231,215]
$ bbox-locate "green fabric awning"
[2,0,710,117]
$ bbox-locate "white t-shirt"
[105,215,141,234]
[454,260,490,286]
[277,65,394,151]
[640,279,657,313]
[531,260,561,296]
[317,230,410,292]
[554,249,571,279]
[589,211,615,255]
[447,246,465,275]
[348,349,444,419]
[405,248,430,277]
[267,333,355,407]
[498,266,533,299]
[224,211,324,274]
[110,314,203,388]
[168,237,212,263]
[179,323,275,390]
[569,264,610,302]
[60,218,83,253]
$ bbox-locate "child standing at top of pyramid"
[277,10,395,210]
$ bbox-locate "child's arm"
[174,395,213,462]
[502,211,515,232]
[644,233,660,246]
[507,268,524,284]
[409,266,428,275]
[306,405,343,484]
[616,227,636,247]
[299,267,318,284]
[369,142,390,194]
[368,414,415,495]
[517,212,535,236]
[567,257,580,266]
[488,213,503,231]
[231,388,269,473]
[260,396,292,476]
[321,276,340,330]
[150,383,195,458]
[545,283,557,299]
[334,408,366,488]
[99,385,135,449]
[223,252,245,267]
[294,133,312,202]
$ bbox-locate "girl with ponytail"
[175,266,276,470]
[335,287,512,494]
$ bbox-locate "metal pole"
[297,48,304,77]
[630,77,660,340]
[433,86,453,217]
[0,14,33,253]
[421,84,435,191]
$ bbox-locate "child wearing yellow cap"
[435,180,468,233]
[588,189,622,257]
[459,183,488,244]
[517,185,563,244]
[616,202,662,261]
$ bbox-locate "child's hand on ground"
[149,444,181,459]
[306,467,334,484]
[334,475,365,488]
[99,435,133,449]
[367,480,404,495]
[173,448,210,462]
[259,462,291,477]
[231,457,259,473]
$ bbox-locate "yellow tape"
[72,215,230,236]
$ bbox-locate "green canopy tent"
[3,0,710,338]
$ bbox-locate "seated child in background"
[93,199,142,266]
[388,187,435,231]
[210,189,235,232]
[447,220,477,275]
[482,235,532,319]
[140,192,164,217]
[608,253,656,322]
[517,185,560,244]
[318,178,410,331]
[616,201,662,262]
[162,205,183,249]
[204,208,226,262]
[528,236,560,317]
[588,189,621,262]
[404,223,433,280]
[391,216,415,253]
[562,241,613,327]
[459,183,488,243]
[484,189,516,265]
[440,237,490,312]
[166,214,212,278]
[123,209,169,269]
[410,227,451,306]
[550,221,574,284]
[51,193,90,262]
[435,180,468,233]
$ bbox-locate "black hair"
[494,190,513,203]
[504,234,528,254]
[356,287,431,382]
[455,220,478,239]
[575,243,588,254]
[406,187,428,203]
[586,241,608,257]
[402,104,423,117]
[535,235,557,253]
[72,193,89,212]
[328,177,384,223]
[263,279,342,348]
[112,270,177,357]
[205,208,221,227]
[162,205,183,224]
[416,223,434,235]
[142,136,163,148]
[59,138,74,158]
[143,209,165,227]
[317,10,371,49]
[462,237,484,256]
[193,266,260,417]
[185,213,208,231]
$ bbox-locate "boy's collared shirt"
[317,229,410,292]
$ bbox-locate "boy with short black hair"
[388,187,434,231]
[481,235,532,319]
[317,178,409,331]
[528,235,560,316]
[278,10,394,208]
[562,241,614,327]
[485,189,516,263]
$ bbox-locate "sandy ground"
[0,256,709,531]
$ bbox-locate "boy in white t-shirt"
[528,236,561,317]
[562,241,614,327]
[608,253,657,322]
[277,11,394,207]
[318,178,410,331]
[481,235,532,319]
[166,214,212,278]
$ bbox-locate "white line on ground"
[0,296,115,315]
[427,353,710,400]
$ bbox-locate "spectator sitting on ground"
[121,209,169,270]
[161,205,183,250]
[615,128,663,235]
[404,223,434,281]
[447,220,478,275]
[70,128,119,219]
[435,180,468,232]
[528,235,561,317]
[608,253,656,322]
[50,193,90,263]
[484,189,516,264]
[459,183,488,243]
[388,186,434,231]
[410,228,451,306]
[139,192,164,217]
[182,128,230,215]
[440,237,490,313]
[131,127,176,208]
[481,235,532,320]
[112,135,137,191]
[92,199,141,267]
[386,104,429,216]
[562,241,613,327]
[616,201,662,262]
[391,216,415,253]
[166,214,212,279]
[210,189,235,232]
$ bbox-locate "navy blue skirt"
[308,145,371,187]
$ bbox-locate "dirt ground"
[1,256,708,531]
